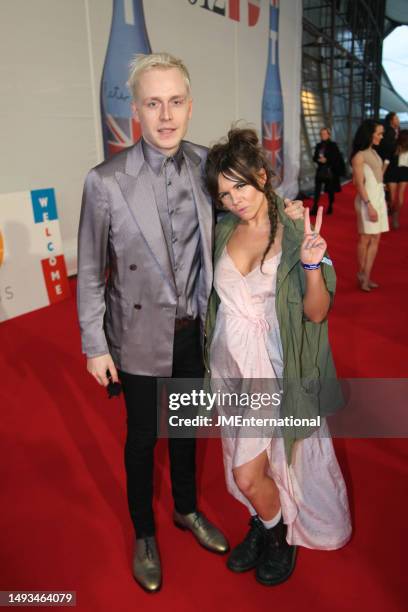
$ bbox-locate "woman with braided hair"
[204,128,351,586]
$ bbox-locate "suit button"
[134,304,142,310]
[129,264,137,271]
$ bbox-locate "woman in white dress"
[351,120,389,292]
[204,129,351,587]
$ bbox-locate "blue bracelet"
[301,262,321,270]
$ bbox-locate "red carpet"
[0,183,407,611]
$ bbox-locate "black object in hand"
[106,369,122,398]
[107,381,122,398]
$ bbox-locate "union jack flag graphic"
[262,120,283,178]
[105,115,142,156]
[100,0,151,158]
[262,0,284,182]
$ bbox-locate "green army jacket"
[203,195,344,463]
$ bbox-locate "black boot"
[226,516,266,572]
[255,518,297,586]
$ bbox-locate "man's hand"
[87,353,119,387]
[283,198,304,221]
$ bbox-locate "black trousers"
[313,177,335,209]
[119,320,203,539]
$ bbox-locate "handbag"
[316,165,333,182]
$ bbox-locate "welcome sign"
[0,188,70,322]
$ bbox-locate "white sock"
[259,508,282,530]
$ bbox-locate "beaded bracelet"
[301,262,321,270]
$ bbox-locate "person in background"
[378,111,400,226]
[310,127,345,216]
[389,129,408,229]
[351,120,389,292]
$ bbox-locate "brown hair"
[384,112,397,128]
[397,129,408,154]
[205,127,279,270]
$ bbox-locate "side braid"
[260,181,279,271]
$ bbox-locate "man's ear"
[131,101,140,122]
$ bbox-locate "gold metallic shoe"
[132,536,162,593]
[173,510,229,554]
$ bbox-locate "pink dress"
[209,247,352,550]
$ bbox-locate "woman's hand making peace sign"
[301,206,327,266]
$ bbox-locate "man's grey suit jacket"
[77,139,214,376]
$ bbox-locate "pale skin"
[87,66,192,386]
[385,115,402,215]
[218,171,330,520]
[388,125,407,219]
[352,124,384,291]
[388,180,407,214]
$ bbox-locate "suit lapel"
[115,142,176,290]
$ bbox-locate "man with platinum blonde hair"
[127,52,192,99]
[77,52,228,593]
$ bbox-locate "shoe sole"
[173,520,230,555]
[226,559,260,573]
[255,546,297,587]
